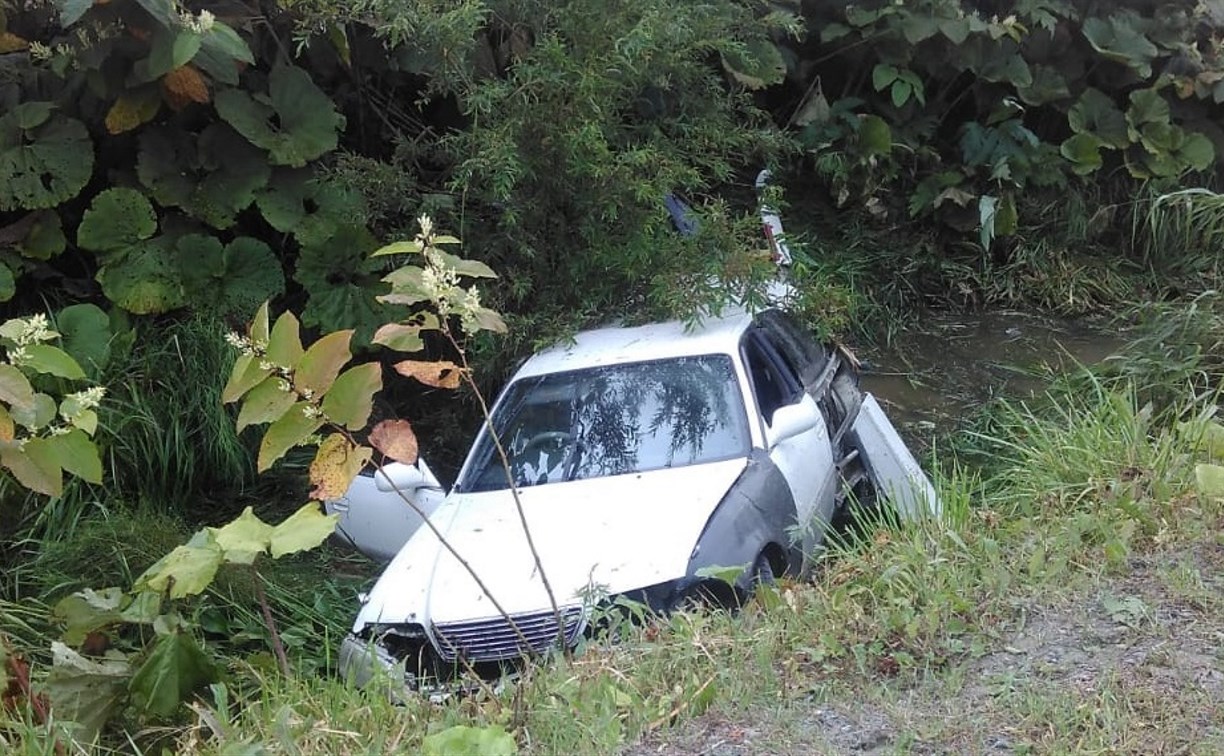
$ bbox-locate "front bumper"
[339,633,411,691]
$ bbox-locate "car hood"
[352,457,748,631]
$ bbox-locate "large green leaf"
[858,115,892,156]
[1179,132,1216,172]
[201,22,255,64]
[21,344,85,379]
[257,402,323,471]
[0,262,12,302]
[46,427,102,483]
[77,188,157,255]
[268,503,338,558]
[433,249,497,279]
[135,127,195,208]
[1068,89,1130,148]
[255,168,367,246]
[372,322,426,352]
[423,725,518,756]
[1060,133,1104,174]
[295,225,394,344]
[137,125,271,229]
[194,21,255,85]
[1017,65,1070,106]
[55,0,95,26]
[1,437,63,496]
[53,588,124,646]
[47,642,130,747]
[10,392,56,430]
[132,26,201,83]
[209,506,274,564]
[222,353,273,405]
[193,126,273,227]
[320,363,382,430]
[0,104,94,212]
[1083,13,1158,78]
[97,239,187,315]
[214,64,345,167]
[236,376,296,432]
[56,303,113,375]
[129,630,219,719]
[295,330,353,396]
[266,311,304,369]
[1126,88,1170,131]
[134,533,224,599]
[178,234,285,316]
[15,210,66,260]
[0,363,35,408]
[960,37,1032,87]
[719,38,785,90]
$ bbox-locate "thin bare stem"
[445,329,569,658]
[339,425,539,659]
[251,567,291,679]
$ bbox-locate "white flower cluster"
[9,314,57,346]
[177,8,216,34]
[415,216,486,335]
[67,386,106,411]
[4,314,59,367]
[416,214,435,241]
[227,330,274,356]
[28,41,53,61]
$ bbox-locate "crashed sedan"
[330,306,936,691]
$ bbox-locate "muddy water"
[856,311,1127,447]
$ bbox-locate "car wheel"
[751,552,776,589]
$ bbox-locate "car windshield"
[458,355,750,492]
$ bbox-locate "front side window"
[459,355,751,492]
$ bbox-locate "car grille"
[433,606,585,662]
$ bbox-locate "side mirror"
[766,401,821,448]
[374,461,441,493]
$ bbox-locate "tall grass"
[1136,186,1224,282]
[98,316,257,514]
[14,315,263,539]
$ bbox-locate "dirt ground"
[625,542,1224,755]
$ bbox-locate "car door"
[740,329,837,547]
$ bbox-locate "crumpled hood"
[352,457,747,631]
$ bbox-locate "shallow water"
[857,310,1127,447]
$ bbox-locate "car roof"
[513,309,757,379]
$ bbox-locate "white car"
[330,306,937,691]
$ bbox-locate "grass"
[8,368,1218,754]
[5,296,1224,754]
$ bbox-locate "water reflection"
[461,355,750,492]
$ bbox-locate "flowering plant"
[0,314,104,496]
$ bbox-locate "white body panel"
[352,458,749,631]
[767,394,837,540]
[852,394,941,520]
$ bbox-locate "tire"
[751,552,776,589]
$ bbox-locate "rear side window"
[741,331,801,425]
[755,310,828,384]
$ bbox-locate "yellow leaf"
[0,32,28,54]
[308,433,372,500]
[392,360,464,390]
[0,404,13,442]
[162,65,210,110]
[105,92,161,135]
